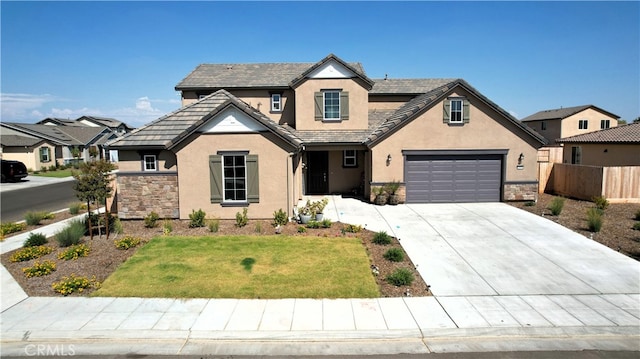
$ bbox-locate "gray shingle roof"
[556,122,640,143]
[0,135,43,147]
[107,90,302,150]
[521,105,620,122]
[370,78,457,94]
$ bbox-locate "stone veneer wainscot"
[116,173,179,219]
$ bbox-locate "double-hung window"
[210,153,259,204]
[443,98,469,124]
[143,155,157,171]
[271,93,282,112]
[323,91,340,120]
[314,90,349,121]
[578,119,588,130]
[223,155,246,202]
[343,150,357,167]
[450,99,463,123]
[600,119,610,129]
[39,147,50,162]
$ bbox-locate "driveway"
[326,197,640,297]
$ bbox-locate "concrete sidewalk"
[1,196,639,356]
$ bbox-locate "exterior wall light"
[386,154,392,166]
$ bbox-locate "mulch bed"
[1,217,430,298]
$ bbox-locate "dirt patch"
[509,193,640,260]
[1,218,430,298]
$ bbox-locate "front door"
[307,151,328,194]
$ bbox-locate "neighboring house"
[75,115,134,136]
[521,105,619,146]
[555,122,640,166]
[0,134,58,171]
[107,54,547,220]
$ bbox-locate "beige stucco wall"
[370,88,541,187]
[294,79,369,131]
[326,150,365,194]
[525,119,562,146]
[175,132,296,220]
[561,108,618,139]
[562,143,640,166]
[116,150,177,172]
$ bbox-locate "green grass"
[33,169,73,178]
[94,235,379,299]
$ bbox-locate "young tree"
[72,159,116,240]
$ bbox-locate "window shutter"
[340,91,349,120]
[463,99,470,124]
[443,100,451,123]
[314,92,323,121]
[246,155,259,203]
[209,155,223,203]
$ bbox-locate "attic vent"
[226,65,233,70]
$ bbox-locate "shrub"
[235,208,248,228]
[85,212,116,235]
[52,274,98,296]
[342,224,362,234]
[114,236,142,250]
[24,232,48,247]
[208,218,219,233]
[297,226,307,233]
[189,209,206,228]
[586,207,603,232]
[113,217,124,235]
[1,222,26,237]
[273,208,288,226]
[144,211,160,228]
[548,197,565,216]
[56,219,85,247]
[68,202,83,215]
[306,220,321,229]
[635,209,640,221]
[524,201,536,207]
[386,268,414,286]
[592,196,609,211]
[25,211,49,226]
[162,219,173,235]
[383,248,404,262]
[321,218,332,228]
[58,244,90,260]
[23,260,56,278]
[49,165,57,172]
[255,222,262,233]
[633,222,640,231]
[10,246,53,262]
[372,231,392,245]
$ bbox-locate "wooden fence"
[537,147,563,193]
[550,163,640,203]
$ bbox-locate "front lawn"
[94,235,380,299]
[32,169,73,178]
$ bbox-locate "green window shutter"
[246,155,259,203]
[314,92,323,121]
[463,99,470,124]
[340,91,349,120]
[209,155,223,203]
[443,100,451,123]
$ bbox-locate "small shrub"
[56,219,85,247]
[372,231,392,245]
[586,207,603,232]
[548,197,565,216]
[306,220,321,229]
[208,218,219,233]
[23,260,56,278]
[10,246,53,262]
[634,209,640,221]
[144,211,160,228]
[49,165,57,172]
[321,218,332,228]
[386,268,415,286]
[383,248,404,262]
[235,208,248,228]
[297,226,307,233]
[1,222,26,237]
[85,212,116,235]
[524,201,536,207]
[255,222,262,233]
[113,217,124,235]
[592,196,609,211]
[57,244,90,260]
[68,202,83,215]
[273,208,288,226]
[189,209,206,228]
[23,232,47,247]
[162,219,173,235]
[633,222,640,231]
[342,224,362,234]
[25,211,48,226]
[52,274,99,296]
[114,236,142,250]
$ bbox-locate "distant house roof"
[521,105,620,122]
[36,117,83,126]
[0,135,44,147]
[1,122,108,146]
[77,116,133,130]
[556,122,640,144]
[107,90,303,150]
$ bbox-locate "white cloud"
[0,93,58,120]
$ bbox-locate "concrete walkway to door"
[324,197,640,297]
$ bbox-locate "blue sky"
[2,1,638,128]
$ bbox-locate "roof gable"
[289,54,374,90]
[556,122,640,144]
[198,106,268,133]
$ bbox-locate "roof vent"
[226,65,233,70]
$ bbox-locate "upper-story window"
[450,99,463,123]
[443,98,470,124]
[271,93,282,112]
[144,155,157,171]
[541,121,547,131]
[324,91,340,120]
[578,119,588,130]
[314,90,349,122]
[600,119,610,129]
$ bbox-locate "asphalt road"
[0,179,77,222]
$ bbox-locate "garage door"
[405,154,502,203]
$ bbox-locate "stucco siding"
[116,150,177,172]
[561,109,618,139]
[562,143,640,166]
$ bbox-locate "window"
[209,154,259,204]
[541,121,547,131]
[39,147,50,162]
[314,90,349,121]
[271,93,282,112]
[443,98,470,124]
[601,119,610,129]
[143,155,157,171]
[578,119,588,130]
[571,146,582,164]
[343,150,357,167]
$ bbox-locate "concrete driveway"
[326,197,640,297]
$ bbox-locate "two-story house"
[107,54,546,219]
[520,105,620,146]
